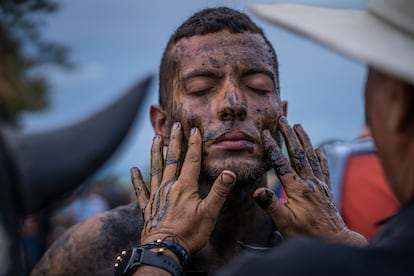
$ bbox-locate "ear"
[150,104,170,146]
[282,100,288,117]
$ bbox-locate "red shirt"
[341,153,400,239]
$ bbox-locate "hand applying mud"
[129,122,236,274]
[256,116,367,247]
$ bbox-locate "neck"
[191,174,274,273]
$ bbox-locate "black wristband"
[114,247,181,276]
[143,239,189,266]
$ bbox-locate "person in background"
[320,124,400,239]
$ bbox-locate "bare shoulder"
[31,201,142,276]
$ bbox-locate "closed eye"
[248,87,270,95]
[190,87,215,96]
[243,73,274,95]
[184,76,218,96]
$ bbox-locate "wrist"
[142,238,190,267]
[114,246,183,276]
[331,228,368,247]
[141,235,190,266]
[114,237,190,276]
[343,230,368,247]
[148,247,181,268]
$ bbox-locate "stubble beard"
[197,153,271,198]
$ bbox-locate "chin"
[202,157,269,182]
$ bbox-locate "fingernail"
[173,122,181,129]
[279,116,287,123]
[254,188,274,209]
[263,129,271,138]
[293,124,302,131]
[191,128,197,135]
[221,171,236,184]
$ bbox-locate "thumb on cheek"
[221,170,236,185]
[253,187,275,209]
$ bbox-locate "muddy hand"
[255,116,367,246]
[130,122,236,254]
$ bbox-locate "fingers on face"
[293,124,323,179]
[253,187,291,230]
[278,116,313,177]
[178,127,202,186]
[203,170,236,217]
[253,187,276,209]
[150,122,182,212]
[163,122,182,181]
[315,148,331,188]
[150,135,164,191]
[262,129,296,186]
[130,166,149,209]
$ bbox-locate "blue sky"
[22,0,367,181]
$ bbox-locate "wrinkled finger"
[150,135,163,192]
[278,116,313,177]
[178,127,202,187]
[163,122,182,181]
[130,167,149,209]
[293,124,323,180]
[253,187,292,233]
[316,148,331,189]
[203,170,236,218]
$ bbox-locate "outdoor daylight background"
[21,0,367,182]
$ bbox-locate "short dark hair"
[158,7,279,111]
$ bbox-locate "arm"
[120,122,236,276]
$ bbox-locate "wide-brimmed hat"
[249,0,414,85]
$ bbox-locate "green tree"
[0,0,71,127]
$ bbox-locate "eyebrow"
[241,68,275,81]
[182,68,275,80]
[181,69,221,82]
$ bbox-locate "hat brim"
[249,3,414,85]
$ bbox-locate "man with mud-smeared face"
[33,7,355,276]
[151,31,283,186]
[128,6,367,276]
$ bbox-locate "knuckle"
[150,167,161,176]
[212,184,229,199]
[293,148,306,160]
[186,152,201,163]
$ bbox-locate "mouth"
[211,131,255,151]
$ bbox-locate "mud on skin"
[254,188,274,209]
[31,202,143,275]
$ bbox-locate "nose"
[218,87,247,121]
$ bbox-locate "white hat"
[249,0,414,85]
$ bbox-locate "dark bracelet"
[143,239,189,267]
[114,246,181,276]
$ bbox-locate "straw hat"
[249,0,414,85]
